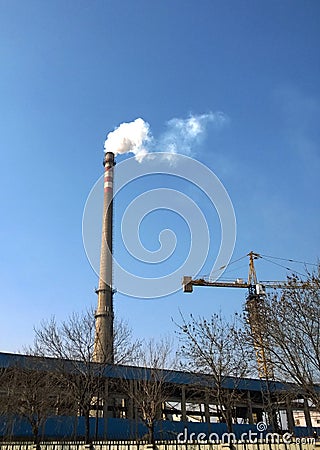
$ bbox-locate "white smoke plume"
[104,118,152,162]
[104,112,228,161]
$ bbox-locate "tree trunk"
[226,415,233,434]
[85,409,91,444]
[147,421,156,447]
[32,424,41,450]
[224,412,235,450]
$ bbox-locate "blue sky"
[0,0,319,352]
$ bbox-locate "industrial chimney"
[94,151,115,364]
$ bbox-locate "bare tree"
[5,362,59,449]
[31,308,140,444]
[0,366,12,440]
[114,317,142,365]
[0,366,8,414]
[177,312,255,434]
[122,338,176,447]
[263,267,320,412]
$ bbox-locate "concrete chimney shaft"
[94,151,115,364]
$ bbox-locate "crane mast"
[246,252,273,379]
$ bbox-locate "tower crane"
[182,251,293,380]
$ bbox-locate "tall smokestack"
[94,151,115,364]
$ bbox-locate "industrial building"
[0,351,319,441]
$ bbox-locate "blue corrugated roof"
[0,351,290,392]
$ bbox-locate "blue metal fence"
[0,416,319,441]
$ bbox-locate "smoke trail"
[104,112,228,161]
[161,112,228,155]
